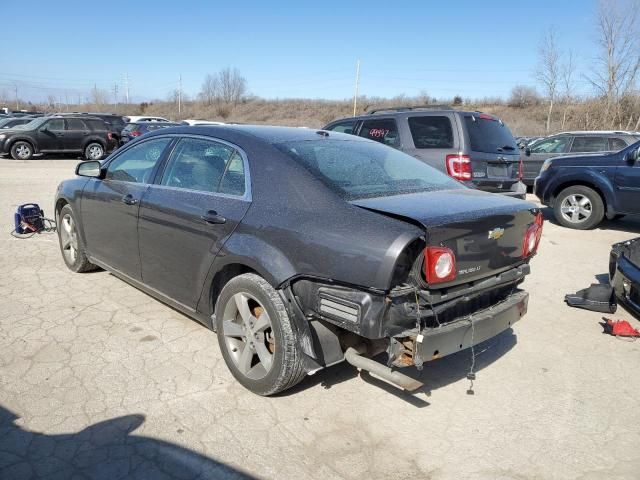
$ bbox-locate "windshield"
[275,139,463,200]
[19,117,47,129]
[464,115,518,153]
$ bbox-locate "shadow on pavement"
[540,206,640,234]
[0,406,254,480]
[286,329,518,407]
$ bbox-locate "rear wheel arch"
[208,263,259,317]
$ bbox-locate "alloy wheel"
[60,214,79,264]
[15,144,31,159]
[222,292,275,380]
[560,194,592,224]
[87,145,103,160]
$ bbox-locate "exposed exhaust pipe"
[344,347,423,392]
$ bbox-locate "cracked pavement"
[1,159,640,479]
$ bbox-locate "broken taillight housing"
[424,246,457,284]
[522,212,544,257]
[445,154,472,181]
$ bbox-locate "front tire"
[84,142,104,160]
[215,273,306,396]
[554,185,605,230]
[57,205,97,272]
[10,141,33,160]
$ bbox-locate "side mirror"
[76,160,102,178]
[525,147,531,156]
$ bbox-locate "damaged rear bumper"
[390,290,528,367]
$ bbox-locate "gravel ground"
[1,159,639,480]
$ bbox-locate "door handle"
[121,194,138,205]
[200,210,226,224]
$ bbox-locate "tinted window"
[276,139,462,200]
[610,137,628,151]
[570,137,608,153]
[45,119,64,130]
[530,136,571,154]
[359,119,400,147]
[326,120,356,135]
[408,116,454,149]
[105,138,172,183]
[84,119,105,131]
[464,115,517,153]
[122,124,138,134]
[65,118,86,130]
[161,138,238,194]
[219,151,246,196]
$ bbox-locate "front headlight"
[540,159,553,172]
[0,134,6,140]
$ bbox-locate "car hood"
[546,151,618,166]
[350,188,536,228]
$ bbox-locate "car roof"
[146,124,369,144]
[328,108,495,124]
[553,130,640,136]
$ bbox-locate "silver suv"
[324,106,526,199]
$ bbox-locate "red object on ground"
[606,319,640,337]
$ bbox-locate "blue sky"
[1,0,599,103]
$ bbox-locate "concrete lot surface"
[1,159,640,480]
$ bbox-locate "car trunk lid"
[351,189,539,286]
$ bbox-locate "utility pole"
[123,73,130,104]
[112,83,119,108]
[14,84,18,111]
[352,59,360,117]
[178,74,182,115]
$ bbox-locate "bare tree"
[536,27,560,133]
[586,0,640,127]
[199,74,217,106]
[560,51,577,128]
[199,68,247,106]
[508,85,540,108]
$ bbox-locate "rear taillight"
[518,158,523,181]
[445,154,472,180]
[130,131,141,137]
[522,212,544,257]
[107,132,113,140]
[424,246,457,284]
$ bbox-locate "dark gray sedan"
[55,125,542,395]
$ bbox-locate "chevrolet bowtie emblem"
[488,228,505,240]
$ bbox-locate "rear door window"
[464,115,517,153]
[408,116,453,149]
[160,137,245,195]
[326,120,357,135]
[609,137,628,151]
[65,118,86,130]
[570,137,608,153]
[358,118,400,147]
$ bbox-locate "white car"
[180,119,226,126]
[124,116,170,123]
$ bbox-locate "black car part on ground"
[565,284,617,314]
[610,238,640,317]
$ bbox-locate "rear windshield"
[275,139,462,200]
[122,124,140,133]
[464,115,517,154]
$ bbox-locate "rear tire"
[10,141,33,160]
[57,204,97,272]
[84,142,104,160]
[554,185,604,230]
[215,273,306,396]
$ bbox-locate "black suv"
[64,113,127,146]
[0,115,115,160]
[324,106,526,198]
